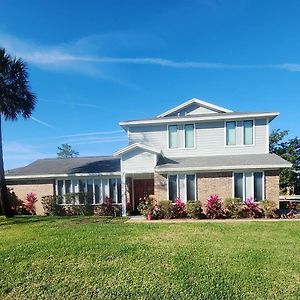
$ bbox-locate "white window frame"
[224,121,237,147]
[55,177,121,205]
[168,123,196,150]
[232,171,265,202]
[168,124,178,149]
[242,119,255,146]
[184,123,196,149]
[167,173,197,202]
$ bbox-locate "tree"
[57,144,79,158]
[0,48,36,217]
[269,129,300,194]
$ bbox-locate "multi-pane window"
[226,121,236,145]
[234,172,264,201]
[168,124,195,149]
[56,177,121,205]
[168,174,196,202]
[243,120,254,145]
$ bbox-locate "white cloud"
[1,32,300,74]
[30,116,56,129]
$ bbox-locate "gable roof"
[114,143,160,156]
[157,98,233,117]
[6,156,121,179]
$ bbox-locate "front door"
[134,179,154,211]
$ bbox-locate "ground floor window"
[233,172,264,201]
[56,177,122,205]
[168,174,196,202]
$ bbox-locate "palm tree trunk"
[0,116,13,217]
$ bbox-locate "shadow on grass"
[0,215,128,227]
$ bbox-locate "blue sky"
[1,0,300,170]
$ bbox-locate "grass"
[0,216,300,299]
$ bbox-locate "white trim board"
[158,98,233,117]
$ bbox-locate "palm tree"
[0,48,36,217]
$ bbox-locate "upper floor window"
[168,125,178,149]
[185,124,195,148]
[168,124,195,149]
[226,121,236,146]
[243,120,254,145]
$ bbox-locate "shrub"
[186,201,205,219]
[138,195,157,217]
[241,197,263,218]
[41,195,66,216]
[157,200,174,219]
[94,197,122,217]
[283,201,300,219]
[206,194,225,219]
[173,198,186,218]
[23,193,38,215]
[7,188,23,215]
[260,200,280,218]
[224,198,243,219]
[64,205,94,216]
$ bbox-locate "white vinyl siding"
[128,118,268,157]
[121,148,156,173]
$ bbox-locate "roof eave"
[120,112,280,126]
[155,163,292,173]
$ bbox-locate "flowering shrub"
[23,193,38,215]
[206,194,225,219]
[241,196,263,218]
[173,198,186,218]
[138,195,157,217]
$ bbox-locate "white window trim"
[224,120,237,147]
[168,123,196,150]
[167,173,196,202]
[55,177,122,205]
[232,171,265,202]
[184,123,196,149]
[242,119,256,147]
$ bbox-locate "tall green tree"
[0,48,36,217]
[57,144,79,158]
[269,129,300,194]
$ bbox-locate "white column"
[121,173,126,216]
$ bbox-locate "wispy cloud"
[1,32,300,74]
[30,116,56,129]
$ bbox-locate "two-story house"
[6,98,291,215]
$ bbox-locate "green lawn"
[0,217,300,300]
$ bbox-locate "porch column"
[121,172,126,216]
